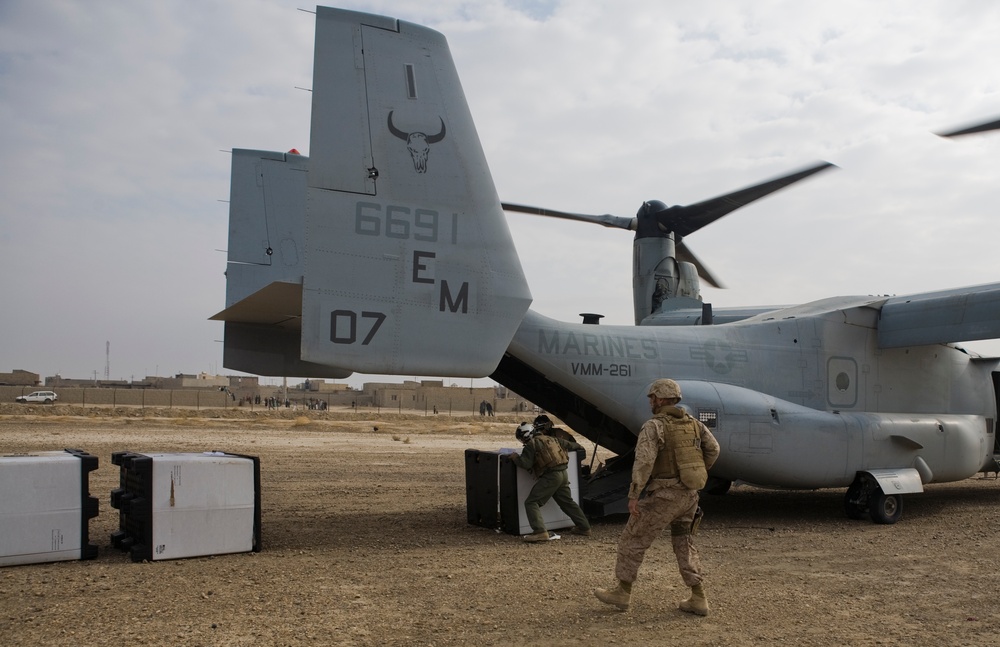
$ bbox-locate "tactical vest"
[650,412,708,490]
[530,434,569,476]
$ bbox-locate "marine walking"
[595,378,720,615]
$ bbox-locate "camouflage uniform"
[614,404,720,586]
[546,426,579,445]
[511,434,591,535]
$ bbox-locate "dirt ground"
[1,406,998,646]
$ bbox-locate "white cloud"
[2,0,999,386]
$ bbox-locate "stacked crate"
[0,449,99,567]
[464,449,501,528]
[110,451,261,561]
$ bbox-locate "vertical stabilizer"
[213,148,352,378]
[299,8,531,376]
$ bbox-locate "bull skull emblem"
[387,111,447,173]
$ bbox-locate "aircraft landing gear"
[844,480,866,520]
[844,475,903,524]
[869,488,903,524]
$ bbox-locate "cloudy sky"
[2,0,999,388]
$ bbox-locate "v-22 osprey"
[212,6,1000,524]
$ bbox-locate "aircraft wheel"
[702,477,732,496]
[868,488,903,524]
[844,481,866,520]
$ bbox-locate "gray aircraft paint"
[299,8,531,376]
[214,6,1000,521]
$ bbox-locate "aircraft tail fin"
[294,8,531,376]
[212,149,351,378]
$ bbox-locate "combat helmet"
[532,414,553,432]
[647,378,682,400]
[515,422,537,442]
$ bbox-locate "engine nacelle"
[633,237,701,324]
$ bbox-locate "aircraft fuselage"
[505,302,998,489]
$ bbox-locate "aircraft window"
[697,410,718,428]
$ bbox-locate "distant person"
[506,422,591,542]
[533,414,576,443]
[594,378,720,616]
[486,402,494,417]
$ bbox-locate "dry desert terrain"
[1,405,998,646]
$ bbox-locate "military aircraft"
[213,6,1000,524]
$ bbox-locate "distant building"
[0,369,40,386]
[8,367,538,413]
[153,373,230,389]
[47,375,129,388]
[300,379,352,393]
[356,380,533,414]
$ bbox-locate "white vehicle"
[15,391,58,404]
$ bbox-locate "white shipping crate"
[0,449,99,567]
[110,451,260,561]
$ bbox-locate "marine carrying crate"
[499,450,580,535]
[465,448,581,536]
[0,449,99,567]
[109,451,261,561]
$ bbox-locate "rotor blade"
[657,161,837,238]
[677,240,724,289]
[501,202,636,231]
[937,116,1000,137]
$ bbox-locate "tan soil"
[1,406,998,646]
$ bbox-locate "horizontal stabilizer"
[222,321,351,379]
[878,283,1000,348]
[215,148,326,377]
[211,281,301,327]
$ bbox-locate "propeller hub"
[636,199,672,239]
